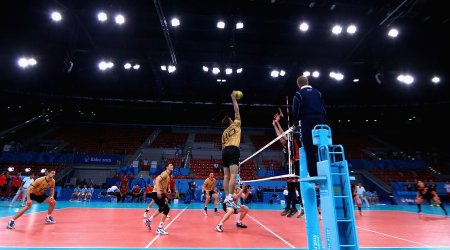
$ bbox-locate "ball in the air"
[235,90,243,100]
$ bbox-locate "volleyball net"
[238,125,299,183]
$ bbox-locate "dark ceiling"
[1,0,449,128]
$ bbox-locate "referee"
[292,75,326,177]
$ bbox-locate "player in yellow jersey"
[144,163,173,235]
[216,182,251,232]
[6,169,57,229]
[221,91,242,210]
[202,172,219,215]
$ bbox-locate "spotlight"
[270,70,279,78]
[217,21,225,29]
[171,18,180,27]
[97,12,108,22]
[51,11,62,22]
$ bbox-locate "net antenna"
[285,96,291,127]
[285,96,293,175]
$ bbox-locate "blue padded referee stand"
[299,124,359,250]
[299,148,323,250]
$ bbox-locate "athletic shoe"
[225,200,240,209]
[156,227,168,235]
[45,216,56,224]
[281,209,290,216]
[287,209,297,218]
[144,212,147,218]
[6,220,15,229]
[167,215,171,218]
[297,210,305,218]
[144,219,151,230]
[204,211,208,216]
[236,222,247,228]
[215,224,223,232]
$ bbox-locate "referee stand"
[299,124,359,250]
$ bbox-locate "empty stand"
[194,133,222,149]
[262,159,284,170]
[249,134,284,150]
[333,134,385,159]
[368,168,435,183]
[149,131,188,148]
[46,126,151,154]
[188,158,257,180]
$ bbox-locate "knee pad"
[163,205,170,215]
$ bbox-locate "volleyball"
[235,90,243,100]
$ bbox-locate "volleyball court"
[1,123,449,250]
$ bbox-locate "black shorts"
[152,192,167,208]
[419,193,434,201]
[222,146,240,168]
[30,193,50,203]
[203,190,216,196]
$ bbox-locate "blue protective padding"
[299,147,322,250]
[312,125,332,146]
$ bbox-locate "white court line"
[398,210,448,218]
[248,214,296,248]
[145,207,187,248]
[357,226,432,247]
[0,207,66,219]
